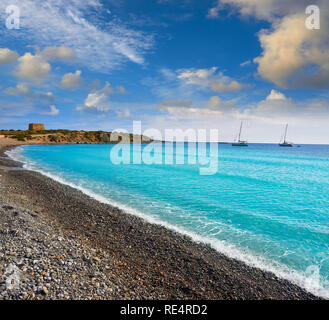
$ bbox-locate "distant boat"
[232,122,248,147]
[279,124,293,147]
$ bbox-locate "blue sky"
[0,0,328,143]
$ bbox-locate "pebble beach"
[0,142,319,300]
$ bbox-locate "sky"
[0,0,328,143]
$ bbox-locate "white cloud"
[158,90,329,126]
[266,90,287,101]
[58,70,82,90]
[240,60,251,67]
[246,95,296,121]
[8,46,78,84]
[209,80,245,93]
[208,0,311,21]
[154,89,329,143]
[255,10,329,89]
[0,48,19,65]
[206,96,239,113]
[14,52,51,84]
[5,83,31,96]
[177,67,248,92]
[78,92,110,112]
[209,0,329,89]
[5,82,54,104]
[160,68,177,81]
[177,67,217,86]
[244,90,329,124]
[41,105,60,116]
[207,7,221,19]
[40,46,75,61]
[112,42,144,64]
[159,96,239,119]
[162,106,224,119]
[77,82,114,112]
[0,1,153,72]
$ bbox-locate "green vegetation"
[0,129,109,142]
[10,133,33,142]
[0,129,88,135]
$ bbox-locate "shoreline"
[0,143,320,300]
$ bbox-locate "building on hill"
[29,123,45,131]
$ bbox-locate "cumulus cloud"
[40,45,75,61]
[245,91,296,120]
[209,80,246,93]
[206,96,239,113]
[177,67,248,93]
[58,70,82,90]
[14,52,51,84]
[266,90,287,101]
[77,82,114,112]
[243,90,329,123]
[255,11,329,89]
[12,47,79,84]
[41,105,60,116]
[209,0,329,89]
[5,83,31,96]
[0,1,153,72]
[0,48,19,65]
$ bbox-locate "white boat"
[279,124,293,147]
[232,122,248,147]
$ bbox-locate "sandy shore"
[0,142,319,300]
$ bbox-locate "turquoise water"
[8,143,329,298]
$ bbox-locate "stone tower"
[28,123,45,131]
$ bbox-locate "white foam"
[6,146,329,299]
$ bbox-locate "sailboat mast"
[238,122,243,141]
[279,124,293,147]
[284,124,288,142]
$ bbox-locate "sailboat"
[232,121,248,147]
[279,124,293,147]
